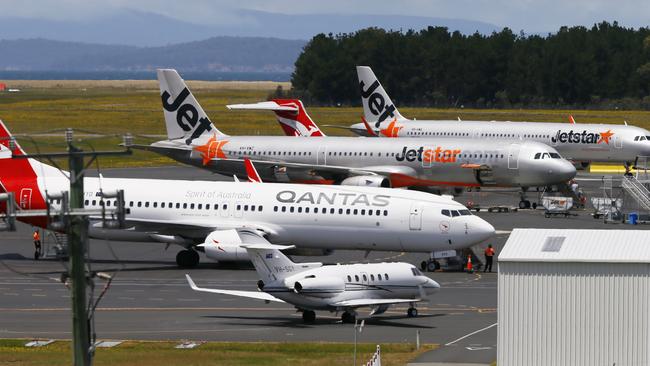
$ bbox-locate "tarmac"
[0,166,642,365]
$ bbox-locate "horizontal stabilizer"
[185,274,284,303]
[227,101,298,112]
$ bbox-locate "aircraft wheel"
[302,310,316,323]
[532,202,537,209]
[341,311,356,324]
[176,249,200,268]
[407,307,418,318]
[519,200,531,209]
[427,261,439,272]
[420,261,427,271]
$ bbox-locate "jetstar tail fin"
[157,69,226,145]
[356,66,404,129]
[227,99,325,137]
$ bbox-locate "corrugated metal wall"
[498,262,650,366]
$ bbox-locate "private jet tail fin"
[356,66,404,129]
[244,158,262,183]
[227,99,325,137]
[157,69,225,145]
[243,244,320,283]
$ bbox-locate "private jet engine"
[293,276,345,298]
[340,175,390,188]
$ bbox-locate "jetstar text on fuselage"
[551,129,614,144]
[396,146,462,163]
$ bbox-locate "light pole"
[353,319,364,366]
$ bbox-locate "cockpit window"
[635,136,639,141]
[441,209,450,217]
[534,152,541,159]
[635,136,648,141]
[535,152,553,159]
[549,153,561,159]
[451,210,460,217]
[646,136,650,140]
[411,267,422,276]
[459,209,471,216]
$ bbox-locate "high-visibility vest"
[485,247,495,256]
[33,231,40,241]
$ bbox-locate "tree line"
[289,22,650,108]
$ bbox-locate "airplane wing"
[207,157,417,184]
[185,274,285,303]
[332,298,421,308]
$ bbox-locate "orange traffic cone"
[466,255,474,273]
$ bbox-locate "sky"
[1,0,648,34]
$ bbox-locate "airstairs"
[621,175,650,211]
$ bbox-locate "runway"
[0,166,637,364]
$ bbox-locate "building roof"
[499,229,650,263]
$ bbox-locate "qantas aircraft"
[346,66,650,172]
[134,69,575,208]
[186,243,440,323]
[0,120,494,267]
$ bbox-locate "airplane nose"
[556,161,577,181]
[422,277,441,295]
[470,216,496,243]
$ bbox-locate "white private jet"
[186,243,440,323]
[0,120,494,267]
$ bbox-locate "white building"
[498,229,650,366]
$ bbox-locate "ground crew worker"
[33,229,41,260]
[484,244,495,272]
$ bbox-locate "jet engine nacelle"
[293,276,345,298]
[340,175,390,188]
[200,229,249,262]
[202,243,249,262]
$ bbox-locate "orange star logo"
[597,129,614,144]
[193,134,229,165]
[380,119,403,138]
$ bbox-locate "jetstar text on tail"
[396,146,461,163]
[551,129,614,144]
[359,80,396,127]
[161,87,213,144]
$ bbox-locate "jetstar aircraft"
[132,69,575,208]
[0,120,494,267]
[346,66,650,172]
[186,243,440,323]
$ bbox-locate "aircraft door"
[317,146,327,165]
[19,188,32,209]
[507,144,520,169]
[422,146,434,168]
[615,135,623,149]
[409,203,423,230]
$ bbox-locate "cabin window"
[355,275,359,282]
[198,203,202,209]
[244,205,249,211]
[346,208,351,215]
[330,208,335,214]
[190,203,194,209]
[281,206,286,212]
[361,209,366,215]
[161,202,165,208]
[375,209,381,216]
[385,273,389,280]
[383,210,388,216]
[176,203,180,209]
[290,206,295,213]
[378,274,382,281]
[85,200,89,206]
[305,207,310,213]
[314,207,319,213]
[214,204,219,210]
[236,204,241,211]
[153,202,158,208]
[347,275,352,282]
[205,204,210,210]
[137,201,142,207]
[370,274,375,281]
[297,207,302,213]
[353,209,358,215]
[362,274,367,281]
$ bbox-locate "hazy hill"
[0,37,305,72]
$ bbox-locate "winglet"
[185,274,198,290]
[361,116,378,137]
[244,158,262,183]
[569,115,576,124]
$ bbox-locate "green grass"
[0,339,435,366]
[2,83,650,168]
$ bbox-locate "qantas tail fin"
[227,99,325,137]
[244,158,262,183]
[0,120,63,216]
[356,66,405,129]
[157,69,225,145]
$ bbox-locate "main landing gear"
[341,310,357,324]
[407,306,418,318]
[302,310,316,323]
[176,249,199,268]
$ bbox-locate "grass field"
[1,80,649,168]
[0,339,435,366]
